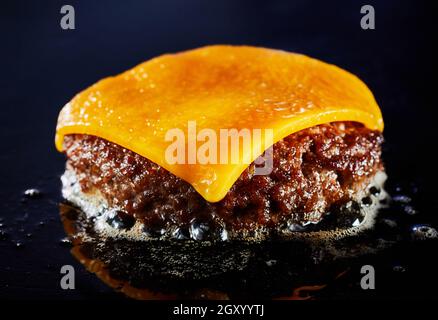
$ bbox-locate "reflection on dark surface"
[58,180,436,299]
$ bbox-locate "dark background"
[0,0,437,299]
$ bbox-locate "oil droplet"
[392,195,411,204]
[23,188,42,198]
[369,186,380,196]
[288,223,306,232]
[59,237,72,247]
[172,227,190,240]
[0,230,8,241]
[265,260,277,267]
[15,241,24,249]
[190,221,210,240]
[106,211,135,230]
[220,228,229,241]
[361,196,372,206]
[381,218,397,229]
[141,224,165,238]
[393,265,406,272]
[411,225,438,240]
[403,205,417,215]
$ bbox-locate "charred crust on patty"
[61,121,385,240]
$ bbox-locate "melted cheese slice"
[56,45,383,202]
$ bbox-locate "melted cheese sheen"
[56,45,383,202]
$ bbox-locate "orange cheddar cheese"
[55,45,383,202]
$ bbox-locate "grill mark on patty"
[62,122,383,231]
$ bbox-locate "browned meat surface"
[63,122,383,234]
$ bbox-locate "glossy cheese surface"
[56,45,383,202]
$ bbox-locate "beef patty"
[61,122,384,238]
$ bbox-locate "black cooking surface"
[1,0,437,299]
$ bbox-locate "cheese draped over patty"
[55,45,383,202]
